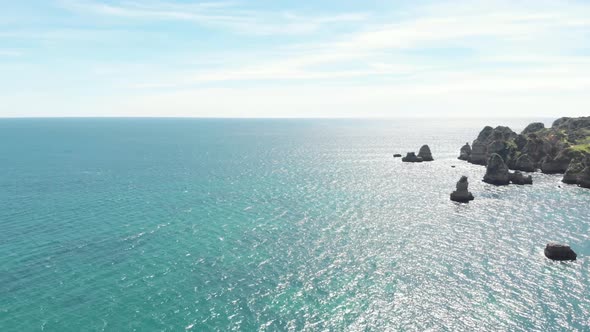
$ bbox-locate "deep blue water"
[0,118,589,331]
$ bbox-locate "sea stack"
[458,143,471,160]
[544,243,577,261]
[450,176,474,203]
[483,153,510,185]
[402,152,423,163]
[418,145,434,161]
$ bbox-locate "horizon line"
[0,115,564,120]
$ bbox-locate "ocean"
[0,118,589,331]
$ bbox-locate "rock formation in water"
[483,154,534,185]
[469,141,488,165]
[509,171,533,185]
[458,143,471,160]
[418,145,434,161]
[544,243,577,261]
[450,176,474,203]
[562,158,585,184]
[514,154,536,172]
[402,152,423,162]
[458,117,590,187]
[578,163,590,189]
[483,153,511,185]
[541,148,586,174]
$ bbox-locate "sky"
[1,0,590,118]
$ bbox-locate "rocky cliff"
[459,117,590,180]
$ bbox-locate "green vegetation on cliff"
[462,116,590,174]
[569,144,590,154]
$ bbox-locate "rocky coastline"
[458,117,590,188]
[394,119,584,261]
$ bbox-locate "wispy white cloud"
[105,0,590,117]
[57,0,369,35]
[0,49,22,57]
[111,71,590,118]
[4,0,590,117]
[124,0,590,89]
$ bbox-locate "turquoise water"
[1,118,589,331]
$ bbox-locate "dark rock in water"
[460,117,590,178]
[493,126,518,141]
[544,243,577,261]
[402,152,423,163]
[458,142,471,160]
[469,141,488,165]
[514,154,536,172]
[393,154,402,158]
[541,149,584,174]
[483,153,510,185]
[522,122,545,135]
[540,156,563,174]
[476,126,517,145]
[450,176,474,203]
[466,126,518,166]
[578,164,590,188]
[509,171,533,185]
[562,158,585,184]
[522,135,551,166]
[476,126,494,141]
[418,145,434,161]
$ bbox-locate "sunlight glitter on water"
[0,118,588,331]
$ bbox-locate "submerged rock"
[458,142,471,160]
[450,176,474,203]
[544,243,577,261]
[509,171,533,185]
[514,154,536,172]
[402,152,423,163]
[418,145,434,161]
[483,153,510,185]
